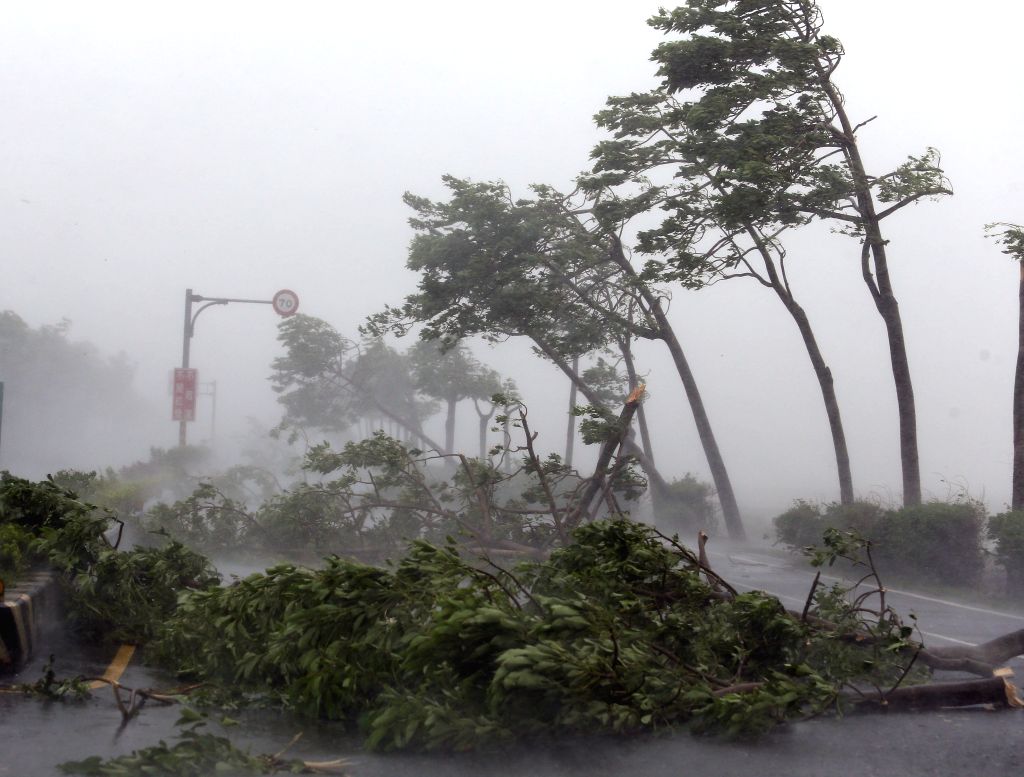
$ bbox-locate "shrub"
[655,474,718,534]
[871,501,985,587]
[774,500,884,550]
[773,501,825,549]
[988,510,1024,596]
[775,499,984,589]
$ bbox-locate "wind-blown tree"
[589,1,951,506]
[371,176,746,538]
[409,340,503,456]
[583,100,856,503]
[988,223,1024,509]
[271,315,441,451]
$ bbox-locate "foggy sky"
[1,1,1022,522]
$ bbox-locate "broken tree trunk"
[917,629,1024,676]
[848,674,1024,711]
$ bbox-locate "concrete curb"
[0,569,60,670]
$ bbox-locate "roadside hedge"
[988,510,1024,596]
[774,500,985,587]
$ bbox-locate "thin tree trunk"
[824,78,921,506]
[620,337,655,463]
[656,317,745,540]
[606,239,745,540]
[565,356,579,467]
[472,398,495,460]
[775,291,853,504]
[444,396,457,455]
[1015,263,1024,510]
[739,223,854,505]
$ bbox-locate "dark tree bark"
[731,222,855,505]
[1014,262,1024,510]
[823,79,921,507]
[565,356,579,467]
[606,239,745,540]
[444,396,457,456]
[620,337,655,464]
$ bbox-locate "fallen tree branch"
[847,674,1024,711]
[917,629,1024,677]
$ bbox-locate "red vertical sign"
[172,368,198,421]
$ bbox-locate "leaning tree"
[987,223,1024,509]
[372,176,746,539]
[599,1,952,506]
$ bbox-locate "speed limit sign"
[272,289,299,317]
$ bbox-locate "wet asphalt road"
[2,546,1022,777]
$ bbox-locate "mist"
[0,0,1022,526]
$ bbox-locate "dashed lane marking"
[731,583,979,647]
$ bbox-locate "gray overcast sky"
[1,1,1022,518]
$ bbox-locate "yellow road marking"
[89,644,136,689]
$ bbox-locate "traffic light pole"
[178,288,289,447]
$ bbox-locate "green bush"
[773,501,825,549]
[870,502,985,587]
[988,510,1024,596]
[655,474,718,534]
[775,499,984,588]
[0,522,36,584]
[774,501,884,550]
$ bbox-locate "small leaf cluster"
[59,709,311,776]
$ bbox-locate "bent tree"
[629,1,951,505]
[382,177,746,539]
[988,223,1024,509]
[585,93,855,504]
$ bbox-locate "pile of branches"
[150,520,1023,751]
[140,397,648,562]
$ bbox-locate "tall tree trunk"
[743,225,854,505]
[782,298,854,504]
[655,318,745,540]
[473,399,495,461]
[1014,262,1024,510]
[607,239,745,540]
[824,79,921,507]
[444,396,457,455]
[619,337,655,463]
[565,356,579,467]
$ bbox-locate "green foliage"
[36,514,221,644]
[140,411,649,561]
[988,510,1024,595]
[0,522,36,584]
[873,502,985,586]
[986,222,1024,262]
[149,519,928,751]
[774,500,885,550]
[775,499,985,587]
[59,710,311,776]
[657,474,718,534]
[1,474,220,644]
[7,655,92,701]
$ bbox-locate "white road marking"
[730,583,979,648]
[708,547,1024,622]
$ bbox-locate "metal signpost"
[176,288,299,446]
